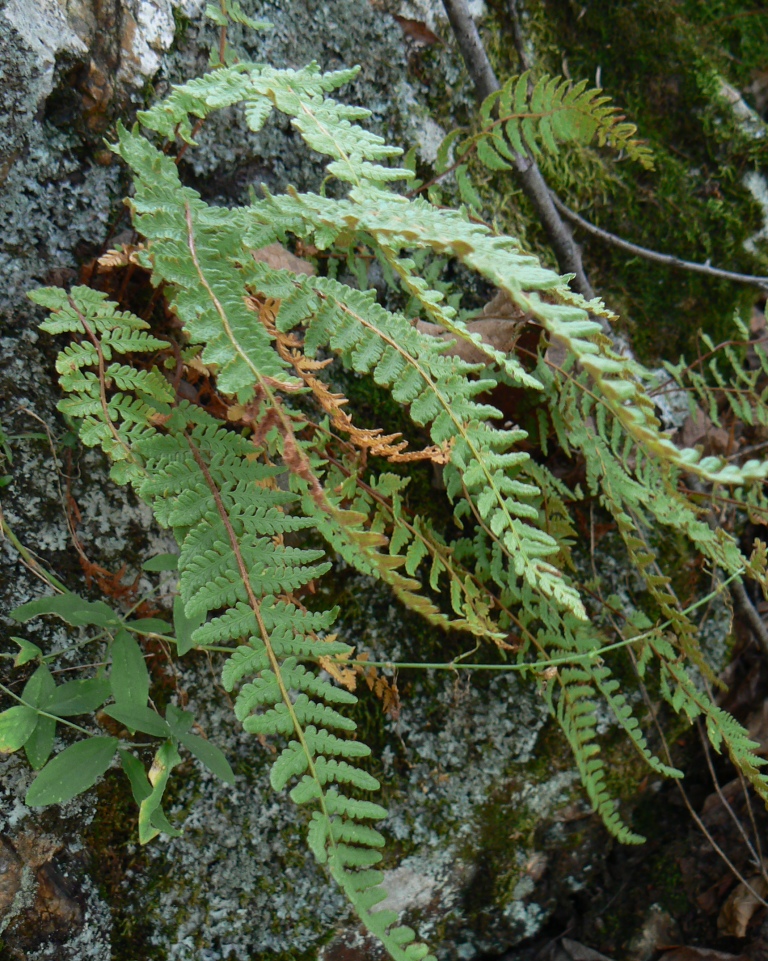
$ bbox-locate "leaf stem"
[0,682,96,737]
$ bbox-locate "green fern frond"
[474,71,654,171]
[35,286,436,960]
[551,665,644,844]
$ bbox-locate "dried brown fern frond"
[251,293,451,464]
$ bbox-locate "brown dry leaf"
[560,938,615,961]
[701,776,745,824]
[318,641,358,693]
[416,290,530,365]
[365,668,400,719]
[747,68,768,117]
[318,655,358,692]
[717,873,768,937]
[697,871,734,915]
[751,304,767,337]
[525,852,548,883]
[674,406,731,456]
[97,243,144,270]
[392,15,442,46]
[661,948,748,961]
[252,243,315,276]
[226,403,247,422]
[187,355,214,378]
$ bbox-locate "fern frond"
[33,50,768,960]
[473,71,653,171]
[37,283,435,960]
[660,657,768,800]
[550,665,644,844]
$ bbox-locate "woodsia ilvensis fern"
[14,8,768,958]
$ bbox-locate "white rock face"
[744,170,768,258]
[2,0,185,96]
[2,0,87,97]
[119,0,177,85]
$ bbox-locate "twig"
[697,719,768,880]
[551,193,768,291]
[506,0,531,73]
[730,579,768,659]
[440,0,595,301]
[0,516,69,594]
[710,11,768,26]
[628,648,768,909]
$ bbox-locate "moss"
[425,0,767,362]
[82,774,161,961]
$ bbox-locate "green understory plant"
[5,7,768,958]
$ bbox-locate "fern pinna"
[29,16,768,958]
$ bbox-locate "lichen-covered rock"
[0,0,180,323]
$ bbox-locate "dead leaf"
[252,243,315,276]
[392,15,442,46]
[660,948,749,961]
[697,870,738,914]
[717,873,768,937]
[674,406,731,457]
[318,643,358,693]
[97,243,144,270]
[701,776,745,824]
[416,290,530,364]
[628,904,681,960]
[750,304,767,337]
[525,852,548,882]
[560,938,615,961]
[747,68,768,117]
[553,801,591,822]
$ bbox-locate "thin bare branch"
[440,0,595,301]
[506,0,531,73]
[698,719,767,877]
[731,579,768,659]
[629,648,768,909]
[551,193,768,291]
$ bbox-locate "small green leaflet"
[136,741,182,844]
[165,704,195,735]
[122,747,184,840]
[124,618,171,635]
[204,2,227,25]
[26,737,118,806]
[103,704,170,738]
[10,593,121,629]
[178,731,236,786]
[110,629,150,709]
[119,748,152,804]
[166,705,235,785]
[173,595,205,655]
[0,706,38,753]
[142,553,178,572]
[45,678,111,716]
[25,715,56,770]
[22,664,57,769]
[11,636,42,667]
[22,663,55,709]
[223,0,272,30]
